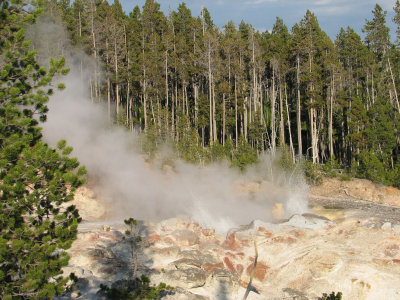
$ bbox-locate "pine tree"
[0,2,86,298]
[393,0,400,45]
[126,5,143,130]
[363,4,390,60]
[335,27,370,166]
[141,0,167,132]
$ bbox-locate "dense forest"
[45,0,400,185]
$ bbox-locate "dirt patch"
[310,177,400,207]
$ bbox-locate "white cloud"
[376,0,396,10]
[312,5,353,16]
[244,0,279,4]
[243,0,394,8]
[314,0,347,5]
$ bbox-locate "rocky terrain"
[58,178,400,300]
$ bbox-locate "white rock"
[283,214,334,230]
[381,222,392,231]
[234,220,279,239]
[393,224,400,233]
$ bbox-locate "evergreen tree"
[0,1,85,298]
[363,4,390,60]
[393,0,400,45]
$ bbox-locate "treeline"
[49,0,400,185]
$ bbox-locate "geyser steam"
[32,17,308,232]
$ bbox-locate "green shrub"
[320,291,342,300]
[339,173,352,181]
[358,150,385,183]
[303,160,323,185]
[99,275,173,300]
[322,157,340,178]
[231,136,258,170]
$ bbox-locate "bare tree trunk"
[126,81,130,126]
[172,93,175,138]
[388,57,400,113]
[202,127,205,148]
[208,41,213,145]
[285,83,295,163]
[223,93,226,146]
[107,78,111,120]
[372,71,375,105]
[329,73,335,158]
[318,109,326,162]
[185,84,189,116]
[142,33,147,132]
[279,76,284,146]
[310,106,318,164]
[296,54,302,159]
[175,82,178,140]
[105,35,110,117]
[212,78,217,143]
[252,29,257,119]
[244,97,248,141]
[194,83,198,128]
[114,35,119,114]
[271,63,276,154]
[129,97,133,131]
[390,86,394,106]
[259,75,264,123]
[235,76,238,148]
[201,6,205,35]
[165,50,169,130]
[366,72,371,110]
[309,55,318,164]
[143,78,147,132]
[89,0,98,101]
[78,10,82,38]
[150,98,155,123]
[157,95,161,133]
[90,0,96,59]
[183,84,187,115]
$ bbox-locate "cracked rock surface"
[57,185,400,300]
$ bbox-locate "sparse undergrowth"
[99,276,173,300]
[320,291,343,300]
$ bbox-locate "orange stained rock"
[246,261,269,282]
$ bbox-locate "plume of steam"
[29,16,308,233]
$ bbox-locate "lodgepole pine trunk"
[208,41,213,145]
[235,76,238,148]
[271,63,276,154]
[296,54,302,159]
[285,82,295,163]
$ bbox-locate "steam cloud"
[31,17,308,232]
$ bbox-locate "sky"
[113,0,399,41]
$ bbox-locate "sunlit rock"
[163,268,206,289]
[283,213,335,230]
